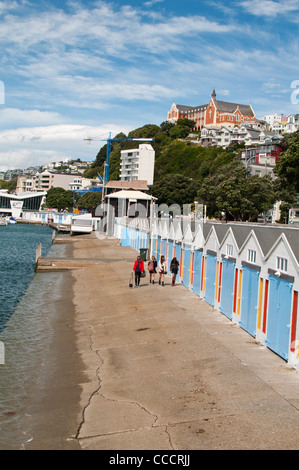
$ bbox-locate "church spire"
[211,88,216,100]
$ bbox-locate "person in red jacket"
[132,255,145,288]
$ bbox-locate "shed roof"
[105,180,149,191]
[106,189,156,200]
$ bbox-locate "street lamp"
[245,154,257,168]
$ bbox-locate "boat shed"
[114,216,299,370]
[106,189,156,219]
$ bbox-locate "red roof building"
[168,90,256,131]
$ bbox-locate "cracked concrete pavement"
[64,235,299,450]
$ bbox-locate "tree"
[44,187,75,211]
[198,162,276,221]
[159,121,175,134]
[150,174,199,209]
[0,178,17,192]
[274,130,299,193]
[77,191,102,211]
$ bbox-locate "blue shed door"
[175,244,182,281]
[162,239,167,259]
[182,248,191,287]
[156,237,161,260]
[219,259,235,320]
[265,275,293,361]
[192,251,202,296]
[240,266,259,337]
[120,226,128,246]
[167,241,173,272]
[204,253,217,307]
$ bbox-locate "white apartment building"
[285,114,299,133]
[69,177,94,191]
[120,144,155,185]
[264,113,287,128]
[263,113,299,134]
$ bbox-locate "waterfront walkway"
[41,234,299,449]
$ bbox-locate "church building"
[167,90,256,130]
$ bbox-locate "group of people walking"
[131,254,179,288]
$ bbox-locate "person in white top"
[158,255,167,286]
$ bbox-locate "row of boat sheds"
[114,216,299,371]
[3,188,299,370]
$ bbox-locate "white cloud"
[239,0,299,17]
[0,108,65,128]
[0,123,131,171]
[0,3,237,54]
[1,3,236,111]
[144,0,164,6]
[0,1,19,14]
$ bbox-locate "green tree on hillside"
[0,178,17,192]
[150,174,199,209]
[198,161,276,221]
[274,130,299,194]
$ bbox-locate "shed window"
[226,244,233,256]
[277,256,288,272]
[247,249,256,263]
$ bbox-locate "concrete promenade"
[46,234,299,449]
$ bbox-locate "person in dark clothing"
[170,257,179,286]
[132,255,145,287]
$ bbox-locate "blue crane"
[84,132,153,183]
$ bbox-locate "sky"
[0,0,299,171]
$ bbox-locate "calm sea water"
[0,224,53,333]
[0,223,68,449]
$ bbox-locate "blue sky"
[0,0,299,171]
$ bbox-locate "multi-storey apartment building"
[120,144,155,185]
[16,171,88,193]
[263,114,299,134]
[167,89,256,130]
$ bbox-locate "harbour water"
[0,224,78,449]
[0,224,53,333]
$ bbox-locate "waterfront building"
[0,190,46,218]
[120,144,155,186]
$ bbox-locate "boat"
[57,224,70,233]
[8,217,17,224]
[0,217,8,226]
